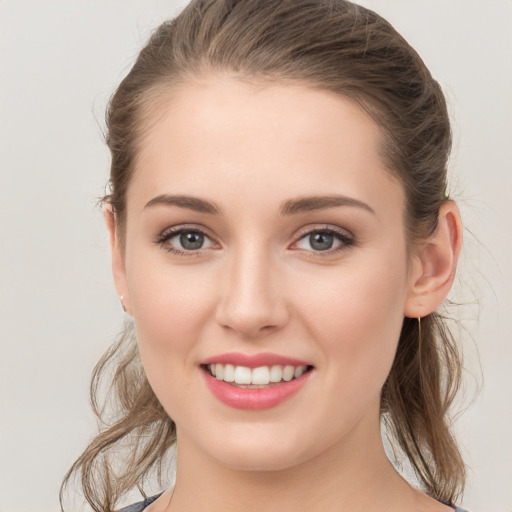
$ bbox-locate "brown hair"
[61,1,465,510]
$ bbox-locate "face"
[113,76,418,471]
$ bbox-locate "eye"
[292,227,354,254]
[156,226,216,255]
[301,232,337,251]
[174,231,209,250]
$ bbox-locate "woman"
[61,0,469,511]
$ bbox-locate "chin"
[203,428,315,472]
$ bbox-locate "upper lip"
[201,352,312,368]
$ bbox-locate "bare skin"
[107,76,462,512]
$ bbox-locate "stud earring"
[120,295,127,312]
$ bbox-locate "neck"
[168,408,416,512]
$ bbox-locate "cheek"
[125,252,218,379]
[293,253,408,389]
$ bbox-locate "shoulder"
[117,494,162,512]
[117,496,471,512]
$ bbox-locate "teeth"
[207,364,308,385]
[251,366,270,385]
[294,366,305,378]
[234,366,252,384]
[269,365,283,382]
[223,363,235,382]
[282,365,295,381]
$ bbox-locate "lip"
[201,352,311,368]
[200,358,314,411]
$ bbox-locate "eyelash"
[291,225,355,258]
[154,225,214,257]
[154,225,355,257]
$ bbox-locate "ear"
[104,205,131,316]
[404,201,463,318]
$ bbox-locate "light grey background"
[1,1,511,511]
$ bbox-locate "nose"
[215,245,289,339]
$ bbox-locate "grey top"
[118,494,470,512]
[118,494,161,512]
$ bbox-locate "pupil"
[310,232,333,251]
[180,232,204,250]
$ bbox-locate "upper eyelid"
[292,224,354,240]
[158,224,352,235]
[159,224,215,239]
[156,223,353,249]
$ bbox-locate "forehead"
[129,76,403,218]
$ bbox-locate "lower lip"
[201,367,312,410]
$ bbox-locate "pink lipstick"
[202,352,310,368]
[200,352,314,410]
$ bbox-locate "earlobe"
[104,205,131,315]
[404,201,463,318]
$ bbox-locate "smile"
[206,363,309,387]
[200,354,314,410]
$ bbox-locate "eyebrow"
[280,195,375,216]
[143,193,375,216]
[144,194,221,215]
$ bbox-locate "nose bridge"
[216,240,287,337]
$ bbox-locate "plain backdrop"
[1,1,511,511]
